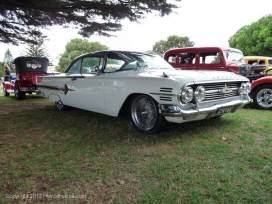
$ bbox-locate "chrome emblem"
[220,84,232,94]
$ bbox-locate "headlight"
[239,82,251,94]
[195,86,206,101]
[181,86,193,103]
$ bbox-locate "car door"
[197,50,228,71]
[66,53,106,111]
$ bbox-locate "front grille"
[202,82,240,101]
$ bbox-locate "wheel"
[55,100,69,111]
[129,95,169,134]
[14,82,26,100]
[3,84,10,96]
[252,84,272,110]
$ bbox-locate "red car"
[249,69,272,110]
[3,57,49,100]
[164,47,266,82]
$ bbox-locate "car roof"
[164,47,242,54]
[244,56,272,60]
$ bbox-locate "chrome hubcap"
[56,101,63,109]
[131,96,157,131]
[257,88,272,108]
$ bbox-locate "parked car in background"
[10,73,16,81]
[250,69,272,110]
[37,51,251,134]
[3,57,50,100]
[244,56,272,74]
[164,47,265,82]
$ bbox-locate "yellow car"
[244,56,272,74]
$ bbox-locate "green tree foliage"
[21,44,50,58]
[229,15,272,56]
[3,48,14,68]
[152,35,195,55]
[0,0,180,45]
[58,38,109,72]
[0,61,4,76]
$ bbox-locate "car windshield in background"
[106,51,174,70]
[223,51,245,63]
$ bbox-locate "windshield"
[223,51,245,63]
[106,52,174,71]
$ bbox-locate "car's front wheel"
[252,84,272,110]
[129,94,169,134]
[14,82,26,100]
[3,84,10,96]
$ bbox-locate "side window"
[104,52,125,73]
[82,57,103,73]
[166,55,177,64]
[67,59,82,74]
[179,53,196,64]
[200,52,221,64]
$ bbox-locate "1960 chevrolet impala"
[37,51,251,134]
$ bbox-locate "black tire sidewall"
[253,84,272,110]
[129,94,169,134]
[14,83,25,100]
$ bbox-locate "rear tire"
[14,82,26,100]
[129,94,169,134]
[252,84,272,110]
[55,100,69,111]
[3,84,10,96]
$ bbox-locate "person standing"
[3,64,11,81]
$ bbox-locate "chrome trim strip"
[38,84,75,95]
[38,75,85,78]
[150,92,177,96]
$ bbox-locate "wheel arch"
[48,93,62,102]
[250,82,272,98]
[118,93,158,117]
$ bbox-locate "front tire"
[129,95,169,134]
[14,82,26,100]
[252,84,272,110]
[3,84,10,96]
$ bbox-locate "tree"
[58,38,109,72]
[152,35,195,55]
[228,15,272,56]
[21,43,50,58]
[0,61,4,76]
[3,48,14,68]
[0,0,180,45]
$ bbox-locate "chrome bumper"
[159,95,251,119]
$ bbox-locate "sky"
[1,0,272,65]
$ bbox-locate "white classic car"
[37,51,251,134]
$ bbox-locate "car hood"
[139,69,248,83]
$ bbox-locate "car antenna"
[162,72,168,78]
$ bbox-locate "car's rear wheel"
[3,84,10,96]
[14,82,26,100]
[129,94,169,134]
[55,100,69,111]
[252,84,272,110]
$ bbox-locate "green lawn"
[0,94,271,204]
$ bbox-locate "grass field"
[0,94,271,204]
